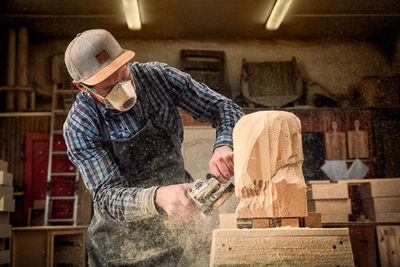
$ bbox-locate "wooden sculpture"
[347,120,369,158]
[210,111,355,266]
[325,121,347,160]
[233,111,307,219]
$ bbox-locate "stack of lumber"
[307,180,351,223]
[0,159,13,265]
[357,178,400,222]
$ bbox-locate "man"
[63,29,244,266]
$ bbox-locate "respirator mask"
[82,73,137,112]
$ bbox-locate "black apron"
[86,88,192,266]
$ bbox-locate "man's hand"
[209,145,234,183]
[155,184,199,223]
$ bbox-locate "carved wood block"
[233,111,307,219]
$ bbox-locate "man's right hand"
[155,184,199,223]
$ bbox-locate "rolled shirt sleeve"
[157,63,244,150]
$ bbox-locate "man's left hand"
[209,145,234,183]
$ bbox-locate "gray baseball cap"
[65,29,135,86]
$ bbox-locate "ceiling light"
[266,0,293,31]
[122,0,142,30]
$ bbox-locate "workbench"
[12,225,87,267]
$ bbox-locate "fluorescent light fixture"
[266,0,293,30]
[122,0,142,30]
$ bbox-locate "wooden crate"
[12,226,87,267]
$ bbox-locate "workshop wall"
[29,37,395,105]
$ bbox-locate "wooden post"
[16,27,28,111]
[6,29,16,112]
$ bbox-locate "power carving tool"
[185,174,235,215]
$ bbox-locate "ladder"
[44,55,79,225]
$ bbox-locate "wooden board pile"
[357,178,400,222]
[0,159,13,265]
[307,180,351,223]
[307,178,400,223]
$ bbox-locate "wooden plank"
[0,196,14,212]
[0,171,13,186]
[375,212,400,222]
[0,160,8,172]
[366,197,400,213]
[0,186,13,197]
[308,182,349,200]
[219,213,237,229]
[210,228,354,266]
[376,226,400,267]
[321,213,349,223]
[308,199,351,214]
[360,178,400,198]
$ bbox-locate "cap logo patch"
[96,49,110,64]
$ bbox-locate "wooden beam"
[210,228,354,266]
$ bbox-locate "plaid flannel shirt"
[63,62,244,221]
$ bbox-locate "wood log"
[233,111,307,219]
